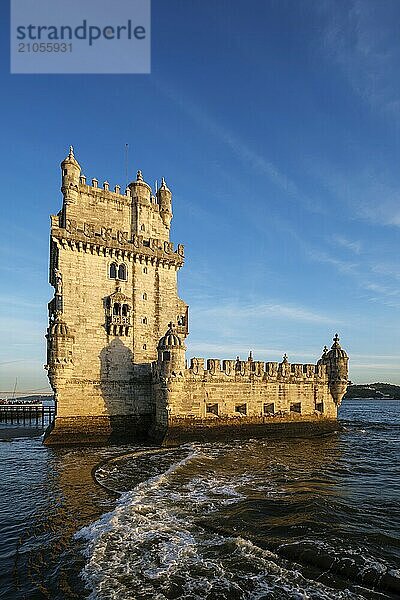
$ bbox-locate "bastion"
[44,148,349,445]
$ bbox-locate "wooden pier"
[0,404,55,427]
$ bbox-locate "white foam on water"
[76,447,367,600]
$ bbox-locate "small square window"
[235,403,247,415]
[206,403,218,416]
[263,402,274,415]
[290,402,301,413]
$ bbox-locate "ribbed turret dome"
[326,334,348,359]
[50,317,70,337]
[158,322,182,349]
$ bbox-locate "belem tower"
[44,148,349,445]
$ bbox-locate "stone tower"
[45,148,188,444]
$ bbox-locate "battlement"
[61,148,173,242]
[50,219,184,265]
[76,177,162,209]
[79,176,132,202]
[186,357,326,381]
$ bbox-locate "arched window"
[143,267,148,274]
[118,264,127,280]
[109,263,117,279]
[142,317,147,324]
[122,304,128,316]
[113,303,121,316]
[143,293,147,300]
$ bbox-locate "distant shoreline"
[344,383,400,401]
[343,397,399,401]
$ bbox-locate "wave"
[341,420,400,433]
[278,539,400,597]
[75,446,372,600]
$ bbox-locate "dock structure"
[0,405,55,427]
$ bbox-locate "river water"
[0,399,399,599]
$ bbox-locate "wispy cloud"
[301,149,400,229]
[306,244,400,307]
[351,363,400,370]
[320,0,400,116]
[363,282,400,297]
[193,300,337,324]
[153,79,326,216]
[332,235,362,254]
[307,248,358,275]
[186,341,320,362]
[0,296,43,310]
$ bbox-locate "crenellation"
[178,355,330,385]
[222,359,235,375]
[252,361,265,376]
[207,358,221,374]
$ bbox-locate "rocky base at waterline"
[43,414,152,446]
[162,415,341,446]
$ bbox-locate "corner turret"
[45,312,74,386]
[61,146,81,207]
[320,334,349,406]
[128,170,152,205]
[157,177,172,228]
[157,322,186,377]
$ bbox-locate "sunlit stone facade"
[44,148,348,445]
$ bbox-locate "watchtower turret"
[61,146,81,207]
[320,334,349,406]
[129,170,152,205]
[157,177,172,228]
[45,312,74,390]
[157,322,186,377]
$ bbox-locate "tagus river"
[0,399,399,600]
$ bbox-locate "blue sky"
[1,0,400,394]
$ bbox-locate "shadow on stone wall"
[99,338,153,443]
